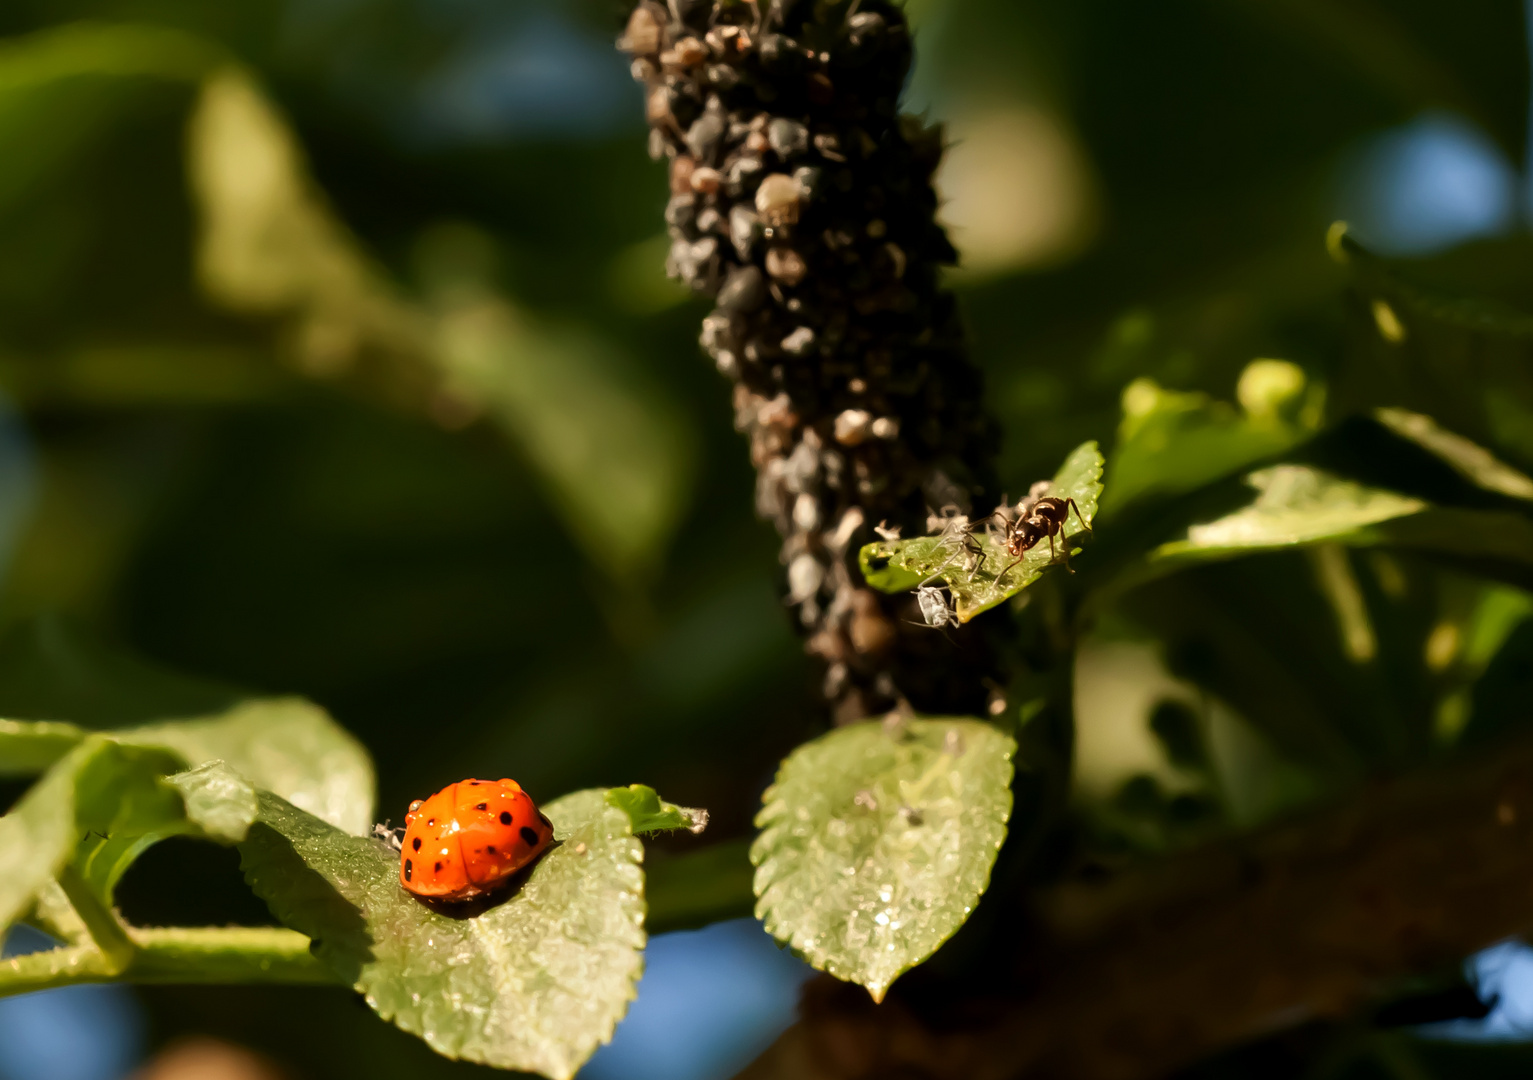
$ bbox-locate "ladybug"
[399,778,554,901]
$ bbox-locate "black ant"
[985,481,1091,576]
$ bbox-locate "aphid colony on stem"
[620,0,1005,720]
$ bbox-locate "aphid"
[755,173,802,227]
[927,505,988,577]
[618,5,664,56]
[399,778,554,901]
[916,584,960,630]
[765,246,808,286]
[372,821,403,851]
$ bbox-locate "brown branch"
[618,0,1007,720]
[737,738,1533,1080]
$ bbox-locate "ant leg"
[1065,498,1092,535]
[964,534,989,578]
[995,556,1023,583]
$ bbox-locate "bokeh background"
[1,0,1532,1077]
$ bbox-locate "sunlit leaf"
[1153,465,1426,562]
[0,738,254,932]
[1374,408,1533,502]
[239,788,649,1080]
[165,761,259,845]
[121,698,375,835]
[74,759,258,903]
[605,783,708,835]
[1102,371,1315,515]
[0,717,84,777]
[751,717,1015,1001]
[0,697,373,835]
[858,441,1103,621]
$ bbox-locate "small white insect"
[927,504,988,576]
[916,584,961,629]
[372,821,403,851]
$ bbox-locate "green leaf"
[1153,465,1426,563]
[1332,228,1533,339]
[605,784,709,835]
[0,22,220,215]
[73,759,258,904]
[751,717,1015,1001]
[858,441,1103,621]
[0,737,257,933]
[0,717,85,777]
[166,761,259,845]
[239,788,648,1079]
[1102,370,1316,515]
[187,71,696,580]
[0,696,372,837]
[1372,508,1533,591]
[1374,408,1533,502]
[119,698,375,835]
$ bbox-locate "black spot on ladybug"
[404,859,413,881]
[470,780,481,785]
[520,826,539,846]
[486,845,497,854]
[434,861,443,873]
[412,837,421,852]
[427,819,435,827]
[500,811,513,825]
[476,803,488,811]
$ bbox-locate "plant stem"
[55,865,134,974]
[0,924,339,998]
[125,926,337,985]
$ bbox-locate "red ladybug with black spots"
[399,778,554,901]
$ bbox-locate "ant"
[986,480,1091,575]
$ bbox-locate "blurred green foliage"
[0,0,1530,1076]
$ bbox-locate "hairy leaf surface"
[751,718,1014,1001]
[239,788,647,1080]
